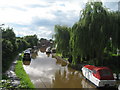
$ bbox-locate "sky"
[0,0,119,39]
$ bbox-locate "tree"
[108,11,120,52]
[2,39,14,69]
[24,34,38,48]
[69,2,112,65]
[53,1,119,67]
[16,38,29,52]
[54,25,71,57]
[2,28,18,52]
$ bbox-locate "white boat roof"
[24,50,30,54]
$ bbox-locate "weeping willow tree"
[54,1,119,66]
[108,11,120,53]
[70,2,111,65]
[54,25,71,57]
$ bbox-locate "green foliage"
[108,11,120,49]
[2,27,38,73]
[0,80,13,89]
[2,39,14,72]
[16,38,29,52]
[1,24,37,89]
[54,1,120,67]
[2,28,18,52]
[24,34,38,48]
[2,27,16,42]
[2,28,17,73]
[73,2,119,65]
[54,25,71,57]
[2,39,13,56]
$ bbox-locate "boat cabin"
[82,65,116,87]
[92,67,114,80]
[84,65,114,80]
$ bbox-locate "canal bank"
[15,53,35,88]
[1,53,35,89]
[52,54,86,71]
[1,56,20,89]
[15,60,35,88]
[52,54,88,71]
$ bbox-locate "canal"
[22,49,119,89]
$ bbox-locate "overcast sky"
[0,0,119,39]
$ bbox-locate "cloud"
[31,17,56,27]
[28,4,51,8]
[0,0,119,39]
[13,26,53,39]
[103,2,119,11]
[101,0,119,2]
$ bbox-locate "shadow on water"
[39,47,46,53]
[23,61,31,65]
[46,53,50,57]
[31,51,38,59]
[55,58,67,67]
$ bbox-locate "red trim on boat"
[83,65,114,80]
[84,65,96,70]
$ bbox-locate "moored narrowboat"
[82,65,116,87]
[46,47,51,54]
[23,50,31,61]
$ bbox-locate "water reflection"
[40,47,46,53]
[81,78,96,88]
[23,50,97,88]
[56,58,67,67]
[52,68,84,88]
[46,53,50,57]
[52,54,55,58]
[23,61,31,65]
[31,51,38,59]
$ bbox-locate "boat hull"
[82,67,116,87]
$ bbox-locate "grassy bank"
[15,56,35,88]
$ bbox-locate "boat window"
[24,53,30,57]
[93,70,97,74]
[99,70,111,76]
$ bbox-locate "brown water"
[22,50,97,88]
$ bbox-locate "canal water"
[22,49,119,89]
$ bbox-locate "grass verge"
[56,53,62,57]
[15,60,35,88]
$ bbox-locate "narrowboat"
[23,50,31,61]
[46,47,51,54]
[51,48,56,53]
[82,65,116,87]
